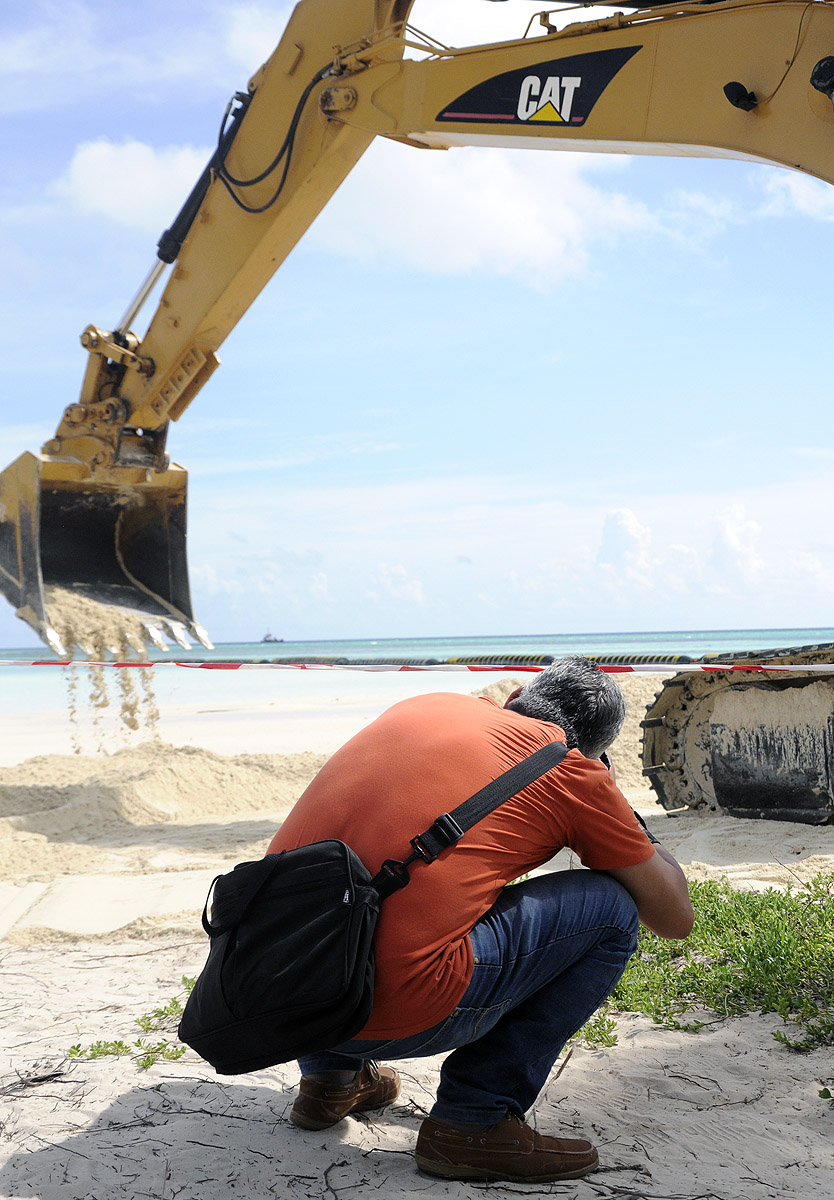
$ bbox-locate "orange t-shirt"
[267,693,653,1039]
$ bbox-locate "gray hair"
[505,656,625,759]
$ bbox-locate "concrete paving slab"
[9,871,215,937]
[0,881,51,939]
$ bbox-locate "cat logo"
[517,76,581,124]
[436,46,641,129]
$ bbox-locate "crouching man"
[267,656,693,1183]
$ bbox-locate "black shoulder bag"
[178,740,568,1074]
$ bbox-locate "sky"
[1,0,834,648]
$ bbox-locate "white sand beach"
[1,670,833,1199]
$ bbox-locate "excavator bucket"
[0,451,211,655]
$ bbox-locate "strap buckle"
[373,856,414,899]
[409,812,465,863]
[372,814,465,898]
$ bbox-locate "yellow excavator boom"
[2,0,834,653]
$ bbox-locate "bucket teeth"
[125,631,147,657]
[143,623,170,652]
[167,621,192,651]
[43,624,67,657]
[43,612,195,659]
[193,622,214,651]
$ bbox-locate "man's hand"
[605,847,694,940]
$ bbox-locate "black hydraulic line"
[215,138,296,216]
[155,61,331,256]
[217,66,329,189]
[214,65,331,215]
[155,91,253,265]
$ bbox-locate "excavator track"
[640,644,834,824]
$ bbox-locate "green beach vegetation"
[69,977,196,1071]
[67,875,833,1104]
[578,873,834,1105]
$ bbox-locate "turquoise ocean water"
[4,625,833,666]
[172,626,834,664]
[4,627,834,680]
[3,627,834,763]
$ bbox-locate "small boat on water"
[261,631,283,643]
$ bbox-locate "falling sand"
[42,586,160,748]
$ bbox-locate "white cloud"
[311,139,652,287]
[192,563,245,597]
[182,465,834,637]
[0,0,542,118]
[664,543,703,595]
[365,563,427,607]
[709,504,764,586]
[756,170,834,221]
[793,550,834,597]
[50,140,211,234]
[223,3,294,69]
[38,4,762,291]
[187,438,403,479]
[657,188,737,249]
[0,1,287,115]
[250,565,297,599]
[595,508,655,588]
[48,131,653,289]
[42,109,657,294]
[0,2,99,109]
[310,572,331,602]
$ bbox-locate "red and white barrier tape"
[3,660,834,673]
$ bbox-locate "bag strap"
[201,854,282,937]
[371,740,568,899]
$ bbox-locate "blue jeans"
[298,870,639,1125]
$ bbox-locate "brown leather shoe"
[415,1112,598,1182]
[290,1062,400,1130]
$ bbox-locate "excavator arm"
[2,0,834,654]
[0,0,414,654]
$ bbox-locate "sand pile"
[0,742,326,833]
[0,744,326,882]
